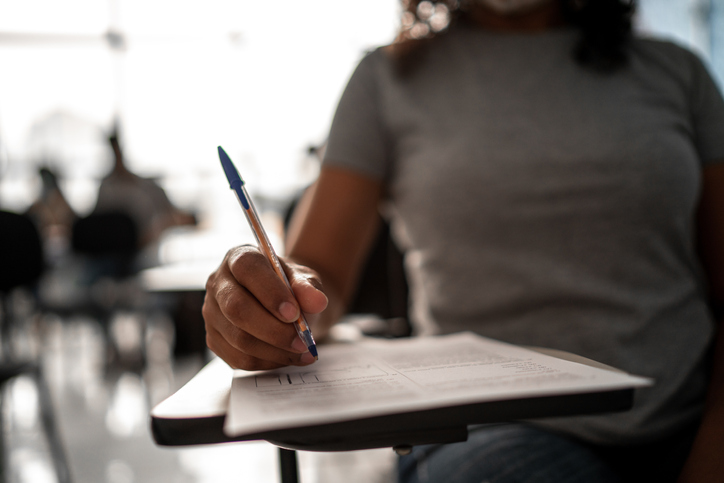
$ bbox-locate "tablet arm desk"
[151,355,634,483]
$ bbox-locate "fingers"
[282,259,329,315]
[203,282,316,369]
[225,247,302,322]
[206,325,312,371]
[202,245,324,370]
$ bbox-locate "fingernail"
[279,302,299,322]
[291,337,307,353]
[300,352,316,364]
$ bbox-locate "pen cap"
[218,146,250,209]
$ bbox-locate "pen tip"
[308,345,318,359]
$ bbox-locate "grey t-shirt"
[323,25,724,445]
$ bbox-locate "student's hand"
[203,245,328,371]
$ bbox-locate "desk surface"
[151,350,635,452]
[140,260,218,292]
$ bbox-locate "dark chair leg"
[32,366,72,483]
[278,448,299,483]
[0,362,73,483]
[0,388,6,483]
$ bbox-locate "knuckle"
[222,293,248,322]
[303,273,324,293]
[264,321,297,347]
[228,251,275,285]
[246,253,271,273]
[202,292,216,316]
[205,331,214,347]
[229,246,264,270]
[224,246,238,260]
[265,333,294,352]
[289,262,319,279]
[226,244,252,261]
[230,330,255,350]
[286,353,304,366]
[287,264,323,291]
[280,331,301,349]
[205,273,217,292]
[205,332,220,355]
[201,302,211,322]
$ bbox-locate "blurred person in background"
[93,129,196,253]
[203,0,724,481]
[25,166,76,264]
[90,128,200,364]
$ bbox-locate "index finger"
[226,246,301,323]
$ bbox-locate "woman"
[203,1,724,481]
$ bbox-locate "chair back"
[0,211,44,293]
[71,212,138,257]
[71,212,140,280]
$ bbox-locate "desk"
[140,261,218,358]
[150,358,310,482]
[140,260,219,293]
[151,353,635,483]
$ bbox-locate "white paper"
[225,332,651,437]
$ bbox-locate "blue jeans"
[397,423,692,483]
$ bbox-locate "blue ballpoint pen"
[217,146,318,360]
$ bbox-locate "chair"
[71,212,140,280]
[70,212,146,372]
[346,220,410,337]
[0,210,72,483]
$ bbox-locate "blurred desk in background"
[140,259,218,360]
[144,224,273,359]
[140,260,217,293]
[146,208,287,292]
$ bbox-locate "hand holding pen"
[201,147,327,370]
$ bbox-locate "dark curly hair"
[389,0,636,75]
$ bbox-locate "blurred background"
[0,1,722,482]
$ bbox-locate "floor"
[1,292,396,483]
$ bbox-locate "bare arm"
[678,162,724,482]
[285,166,385,339]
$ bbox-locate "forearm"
[284,167,385,341]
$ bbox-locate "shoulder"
[629,34,713,84]
[337,47,397,103]
[632,34,701,59]
[377,25,469,78]
[354,47,394,79]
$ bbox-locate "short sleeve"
[687,51,724,165]
[323,50,391,179]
